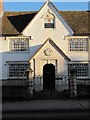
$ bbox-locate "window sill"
[77,77,89,79]
[7,51,30,54]
[67,51,88,53]
[8,77,27,80]
[68,51,88,52]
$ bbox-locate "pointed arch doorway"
[43,63,55,90]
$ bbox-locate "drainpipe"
[88,37,90,78]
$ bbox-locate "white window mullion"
[68,38,88,51]
[8,62,29,79]
[9,37,29,52]
[68,63,88,77]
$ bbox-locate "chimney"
[0,0,2,12]
[0,0,3,17]
[46,0,50,3]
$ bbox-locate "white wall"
[22,3,88,62]
[22,3,73,57]
[0,2,89,79]
[0,37,31,79]
[30,40,68,77]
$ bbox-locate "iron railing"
[33,75,69,92]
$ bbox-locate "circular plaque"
[44,48,53,56]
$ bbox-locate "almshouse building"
[0,0,90,96]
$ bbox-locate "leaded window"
[68,63,88,77]
[68,38,88,51]
[9,38,29,51]
[9,62,29,78]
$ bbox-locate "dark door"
[43,64,55,90]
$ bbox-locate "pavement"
[2,99,89,112]
[1,99,90,119]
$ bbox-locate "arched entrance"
[43,64,55,90]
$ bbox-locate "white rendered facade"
[0,1,90,84]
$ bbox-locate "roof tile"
[1,11,89,35]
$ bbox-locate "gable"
[29,38,71,61]
[1,4,89,35]
[48,2,74,34]
[22,1,73,35]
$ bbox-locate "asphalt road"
[2,99,89,120]
[2,110,89,120]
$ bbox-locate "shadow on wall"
[0,44,41,80]
[29,44,41,58]
[0,44,41,61]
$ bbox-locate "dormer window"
[43,9,55,28]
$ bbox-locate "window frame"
[68,63,89,78]
[8,62,29,79]
[44,18,55,28]
[68,38,88,52]
[8,37,29,52]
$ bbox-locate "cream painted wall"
[0,37,31,79]
[0,36,89,79]
[30,40,68,77]
[66,36,89,61]
[22,2,73,57]
[0,2,89,79]
[22,3,88,62]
